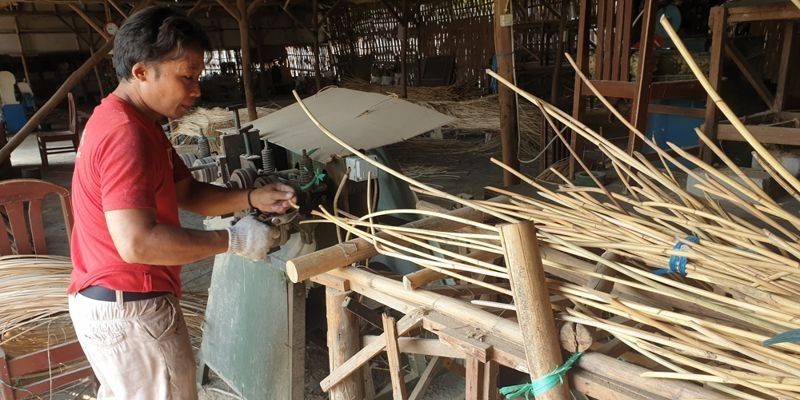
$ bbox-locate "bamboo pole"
[500,221,568,400]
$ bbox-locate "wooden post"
[773,21,795,112]
[13,17,30,85]
[544,0,567,171]
[483,360,499,400]
[493,0,519,186]
[627,0,657,156]
[236,0,256,121]
[400,0,408,98]
[702,6,726,163]
[312,0,322,92]
[465,358,485,399]
[326,287,365,400]
[499,221,568,400]
[569,0,591,178]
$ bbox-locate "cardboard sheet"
[249,88,455,162]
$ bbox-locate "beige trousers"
[68,293,198,400]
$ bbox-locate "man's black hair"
[113,6,211,81]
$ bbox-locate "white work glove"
[226,215,272,261]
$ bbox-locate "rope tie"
[764,329,800,346]
[653,235,699,277]
[499,352,583,399]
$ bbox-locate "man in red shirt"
[68,7,295,399]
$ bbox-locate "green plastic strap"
[499,352,583,399]
[300,167,326,191]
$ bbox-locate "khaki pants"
[69,293,198,400]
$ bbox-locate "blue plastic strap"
[764,329,800,346]
[653,235,699,277]
[499,352,583,399]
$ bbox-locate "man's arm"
[106,208,228,265]
[175,177,296,216]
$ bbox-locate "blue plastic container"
[2,104,27,134]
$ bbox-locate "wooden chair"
[0,179,93,399]
[36,92,81,169]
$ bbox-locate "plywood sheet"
[250,88,455,162]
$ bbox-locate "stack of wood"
[286,25,800,398]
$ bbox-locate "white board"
[249,88,455,162]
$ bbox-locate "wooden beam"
[716,124,800,146]
[482,360,499,400]
[628,0,657,156]
[773,21,795,112]
[569,0,591,178]
[408,357,444,400]
[382,313,408,400]
[106,0,129,18]
[493,0,519,186]
[500,221,568,400]
[726,3,800,23]
[68,3,111,41]
[465,358,485,399]
[236,0,257,120]
[216,0,240,21]
[12,17,30,85]
[702,6,727,163]
[187,0,205,16]
[327,288,364,400]
[723,42,773,109]
[362,337,464,359]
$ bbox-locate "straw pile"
[290,19,800,398]
[0,255,208,388]
[339,78,483,101]
[170,106,281,152]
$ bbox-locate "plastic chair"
[36,92,81,169]
[0,179,93,399]
[0,179,72,255]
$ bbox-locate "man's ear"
[131,62,150,82]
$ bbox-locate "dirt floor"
[8,121,510,399]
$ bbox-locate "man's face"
[138,48,205,119]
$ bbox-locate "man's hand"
[250,183,296,213]
[226,215,279,261]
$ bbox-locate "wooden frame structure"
[702,1,800,162]
[569,0,705,177]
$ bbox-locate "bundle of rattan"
[288,20,800,396]
[0,255,208,390]
[169,106,280,152]
[338,77,483,101]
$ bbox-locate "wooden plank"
[596,0,607,79]
[628,0,658,155]
[382,313,408,400]
[649,80,706,99]
[726,3,800,23]
[403,268,445,290]
[601,0,614,81]
[723,42,774,108]
[5,202,31,254]
[16,365,94,398]
[8,340,85,377]
[408,356,444,400]
[27,198,46,255]
[702,6,727,163]
[362,337,464,358]
[493,0,520,186]
[582,80,635,99]
[328,288,364,400]
[311,273,351,292]
[570,0,592,178]
[482,360,499,400]
[321,309,424,392]
[499,221,567,400]
[465,357,485,400]
[621,0,634,81]
[773,21,795,112]
[716,124,800,146]
[647,104,706,118]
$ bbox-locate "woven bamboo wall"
[326,0,575,89]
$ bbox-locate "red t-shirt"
[68,94,191,297]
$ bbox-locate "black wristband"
[247,188,256,210]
